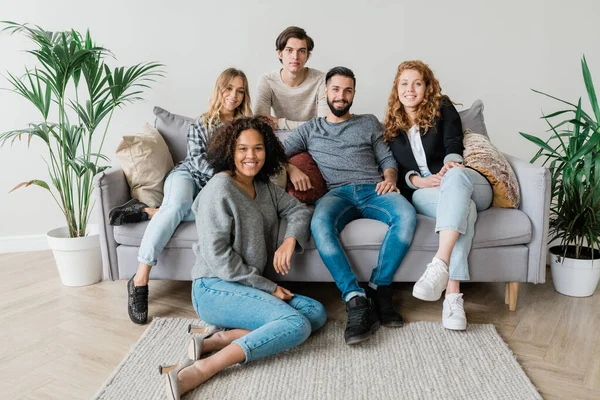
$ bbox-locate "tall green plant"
[520,55,600,259]
[0,22,163,237]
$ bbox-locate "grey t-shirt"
[284,114,398,189]
[191,173,311,293]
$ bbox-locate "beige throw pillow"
[115,123,174,207]
[270,167,288,190]
[463,129,520,208]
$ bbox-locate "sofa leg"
[506,282,519,311]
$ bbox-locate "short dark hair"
[275,26,314,63]
[207,116,288,183]
[325,66,356,88]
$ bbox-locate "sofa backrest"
[153,106,194,164]
[153,100,489,165]
[458,99,488,138]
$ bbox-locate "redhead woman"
[383,60,493,330]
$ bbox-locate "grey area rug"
[94,318,542,400]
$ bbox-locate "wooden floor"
[0,251,598,400]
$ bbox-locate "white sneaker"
[412,258,449,301]
[443,293,467,330]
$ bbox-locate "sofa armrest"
[94,167,130,281]
[505,154,550,284]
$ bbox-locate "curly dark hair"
[207,116,288,182]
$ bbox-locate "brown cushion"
[286,152,328,205]
[115,123,175,207]
[463,130,520,208]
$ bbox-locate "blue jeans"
[310,184,417,301]
[411,167,493,280]
[138,170,199,266]
[192,278,327,363]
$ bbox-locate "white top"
[254,68,327,130]
[408,125,432,177]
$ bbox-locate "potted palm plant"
[0,22,163,286]
[520,55,600,297]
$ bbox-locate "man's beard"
[327,98,352,117]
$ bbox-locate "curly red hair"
[383,60,448,142]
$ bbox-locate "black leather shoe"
[344,296,380,345]
[367,285,404,327]
[127,274,149,325]
[109,198,149,226]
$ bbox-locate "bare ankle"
[183,361,210,393]
[134,265,151,286]
[133,278,147,287]
[144,208,158,219]
[433,254,450,266]
[445,280,461,295]
[177,362,205,394]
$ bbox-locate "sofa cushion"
[115,123,174,207]
[286,152,328,205]
[458,99,488,137]
[114,207,531,252]
[114,221,198,248]
[291,207,531,251]
[153,106,194,164]
[463,130,521,208]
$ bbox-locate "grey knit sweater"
[284,114,398,189]
[191,173,311,293]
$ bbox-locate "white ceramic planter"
[47,224,103,287]
[549,246,600,297]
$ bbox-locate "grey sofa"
[94,101,550,311]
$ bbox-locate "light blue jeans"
[310,184,417,301]
[192,277,327,363]
[138,170,199,266]
[411,167,493,280]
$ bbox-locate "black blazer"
[388,100,463,201]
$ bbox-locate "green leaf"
[570,132,600,162]
[582,55,600,123]
[8,179,50,193]
[531,88,577,108]
[520,132,561,158]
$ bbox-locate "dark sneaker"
[344,296,380,345]
[109,198,149,226]
[367,285,404,327]
[127,274,148,325]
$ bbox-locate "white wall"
[1,0,598,250]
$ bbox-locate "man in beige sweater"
[254,26,327,131]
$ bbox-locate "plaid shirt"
[173,115,222,190]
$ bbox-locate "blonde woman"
[115,68,252,325]
[383,60,492,330]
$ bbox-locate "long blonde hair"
[204,68,252,129]
[383,60,446,142]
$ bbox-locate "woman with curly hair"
[115,68,253,325]
[383,60,492,330]
[160,116,326,399]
